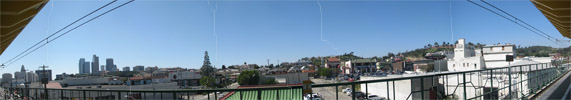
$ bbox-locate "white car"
[342,88,352,93]
[345,90,353,96]
[303,93,324,100]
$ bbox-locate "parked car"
[303,93,323,100]
[348,91,366,98]
[367,95,386,100]
[342,88,352,93]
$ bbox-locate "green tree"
[387,52,395,57]
[268,64,274,68]
[228,66,235,69]
[237,70,260,85]
[200,51,216,77]
[253,65,260,69]
[200,76,216,88]
[318,68,332,78]
[262,79,278,85]
[221,65,226,70]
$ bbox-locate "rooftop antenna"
[449,1,454,42]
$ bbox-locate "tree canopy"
[200,51,216,77]
[237,70,260,85]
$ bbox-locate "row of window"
[452,63,478,69]
[489,46,506,51]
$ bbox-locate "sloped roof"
[327,57,340,62]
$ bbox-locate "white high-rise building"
[26,71,38,82]
[14,65,27,80]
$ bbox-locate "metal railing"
[2,62,570,100]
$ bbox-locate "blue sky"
[0,0,565,77]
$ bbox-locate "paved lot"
[311,78,352,100]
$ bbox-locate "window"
[453,64,455,68]
[490,47,493,51]
[502,46,505,51]
[474,64,477,69]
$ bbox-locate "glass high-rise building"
[79,58,86,74]
[106,58,116,71]
[92,55,99,73]
[83,61,90,74]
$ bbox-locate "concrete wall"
[265,73,308,84]
[361,75,440,100]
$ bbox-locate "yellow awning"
[0,0,49,56]
[531,0,571,38]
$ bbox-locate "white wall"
[361,75,439,100]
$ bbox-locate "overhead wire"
[480,0,558,41]
[467,0,563,46]
[3,0,118,65]
[2,0,134,68]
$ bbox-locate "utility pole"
[39,65,48,99]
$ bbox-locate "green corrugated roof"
[224,88,302,100]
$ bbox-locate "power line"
[2,0,134,68]
[3,0,118,65]
[467,0,562,46]
[480,0,556,40]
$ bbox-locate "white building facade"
[482,44,516,68]
[447,39,486,71]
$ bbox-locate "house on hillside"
[341,59,378,74]
[325,57,340,68]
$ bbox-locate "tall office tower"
[101,65,105,71]
[83,61,91,74]
[1,73,13,84]
[106,58,114,71]
[123,66,130,72]
[92,55,100,73]
[133,65,144,72]
[26,71,38,82]
[14,65,26,80]
[79,58,85,74]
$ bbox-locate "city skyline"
[0,0,566,76]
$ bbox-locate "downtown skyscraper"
[79,58,90,74]
[92,55,100,73]
[106,58,117,72]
